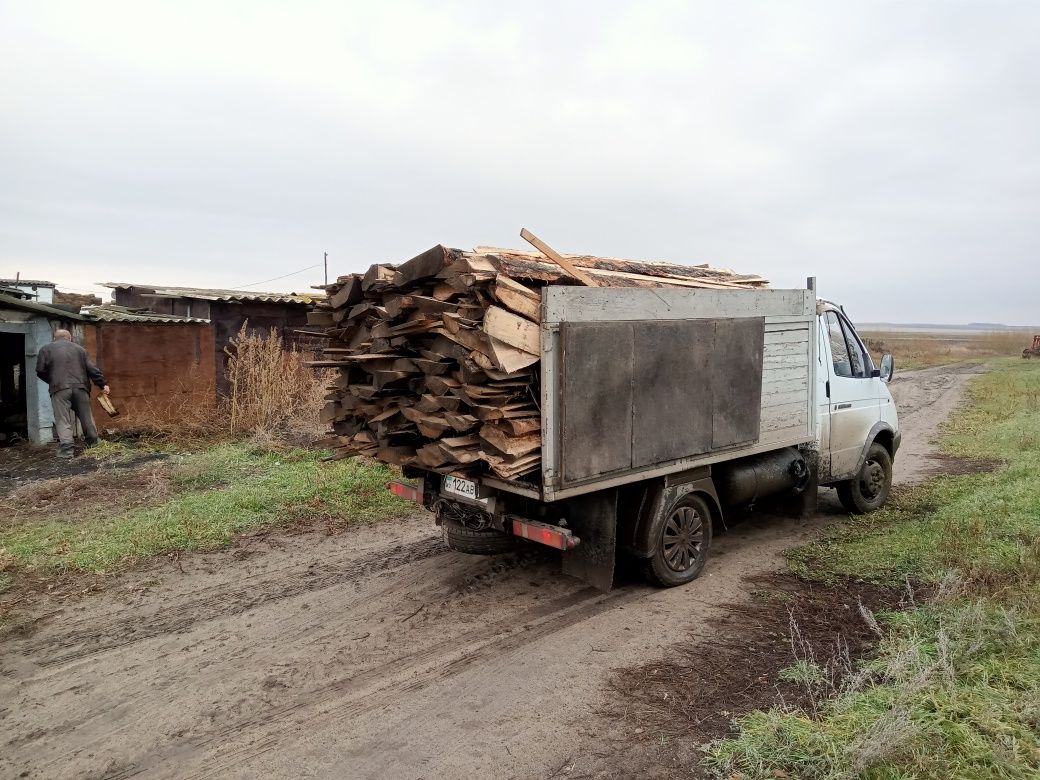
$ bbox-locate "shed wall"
[211,301,311,395]
[109,289,314,396]
[83,323,217,426]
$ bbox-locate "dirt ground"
[0,363,984,780]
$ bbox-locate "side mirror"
[879,353,894,383]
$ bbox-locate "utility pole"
[324,251,328,287]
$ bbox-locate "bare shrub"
[224,325,331,442]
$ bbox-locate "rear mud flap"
[561,490,617,591]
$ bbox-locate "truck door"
[821,310,880,481]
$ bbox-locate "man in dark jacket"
[35,329,110,459]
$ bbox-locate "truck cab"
[816,301,899,513]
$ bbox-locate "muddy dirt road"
[0,364,982,780]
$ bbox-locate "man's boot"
[58,443,74,460]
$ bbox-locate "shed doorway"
[1,331,27,444]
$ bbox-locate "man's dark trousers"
[51,387,99,457]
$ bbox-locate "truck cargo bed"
[525,286,817,501]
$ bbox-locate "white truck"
[391,279,899,589]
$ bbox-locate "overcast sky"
[2,1,1037,324]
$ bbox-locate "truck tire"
[643,493,713,587]
[837,442,892,514]
[442,518,517,555]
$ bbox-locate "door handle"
[834,402,852,410]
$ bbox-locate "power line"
[231,263,323,290]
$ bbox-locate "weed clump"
[707,360,1040,779]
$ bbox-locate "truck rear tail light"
[387,481,423,503]
[511,518,580,551]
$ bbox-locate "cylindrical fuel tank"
[713,447,810,506]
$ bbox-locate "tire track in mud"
[3,539,569,768]
[18,536,447,670]
[87,585,645,779]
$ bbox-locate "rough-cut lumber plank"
[486,336,540,373]
[520,228,599,287]
[474,245,768,287]
[480,423,541,457]
[362,264,396,291]
[483,306,540,355]
[376,446,415,465]
[307,310,335,327]
[442,411,479,433]
[413,296,459,316]
[328,275,363,309]
[392,245,454,288]
[437,325,493,358]
[493,275,541,321]
[471,402,538,421]
[503,417,541,436]
[417,443,450,467]
[431,283,460,301]
[441,434,481,448]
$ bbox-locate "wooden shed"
[101,284,323,394]
[0,293,214,445]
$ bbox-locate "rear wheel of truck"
[442,518,517,555]
[837,442,892,514]
[644,494,713,587]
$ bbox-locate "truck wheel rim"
[861,460,885,499]
[663,506,704,572]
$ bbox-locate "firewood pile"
[309,235,767,483]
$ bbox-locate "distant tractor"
[1023,335,1040,359]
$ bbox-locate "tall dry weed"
[224,324,331,442]
[114,326,329,444]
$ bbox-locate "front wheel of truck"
[837,442,893,514]
[643,494,714,587]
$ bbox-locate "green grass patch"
[789,360,1040,588]
[0,443,411,576]
[707,360,1040,779]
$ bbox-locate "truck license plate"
[442,475,477,500]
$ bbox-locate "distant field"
[860,328,1030,370]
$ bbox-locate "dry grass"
[861,329,1027,370]
[1,467,172,529]
[121,365,226,443]
[225,325,331,442]
[118,325,331,445]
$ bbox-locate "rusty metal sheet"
[560,322,633,483]
[712,318,765,448]
[632,320,714,466]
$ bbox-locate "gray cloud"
[2,0,1037,323]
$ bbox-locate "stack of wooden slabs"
[309,243,766,481]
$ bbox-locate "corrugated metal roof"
[1,293,209,324]
[0,278,56,288]
[0,292,88,321]
[0,284,33,299]
[84,304,209,324]
[101,283,323,305]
